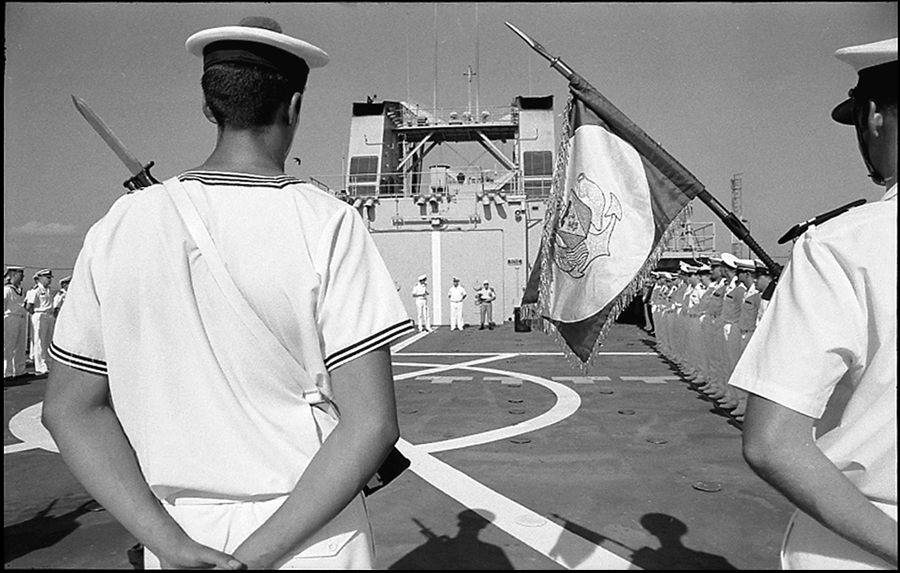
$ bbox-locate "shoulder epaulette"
[777,198,867,244]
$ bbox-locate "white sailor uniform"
[51,171,415,569]
[448,283,467,330]
[412,281,430,331]
[25,282,54,374]
[4,281,28,377]
[730,185,897,569]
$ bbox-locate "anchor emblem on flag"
[554,173,623,279]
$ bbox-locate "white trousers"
[4,314,28,377]
[145,493,374,570]
[30,312,54,374]
[449,301,464,330]
[722,322,742,380]
[414,298,430,330]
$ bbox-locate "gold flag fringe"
[521,95,694,373]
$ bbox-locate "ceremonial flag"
[523,76,703,367]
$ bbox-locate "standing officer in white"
[733,37,897,569]
[476,280,497,329]
[4,266,28,379]
[447,277,467,330]
[412,274,431,332]
[24,269,54,375]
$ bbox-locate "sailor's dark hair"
[201,62,298,130]
[852,61,898,113]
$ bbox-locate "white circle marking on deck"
[5,401,58,454]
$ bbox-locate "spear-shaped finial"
[505,21,575,79]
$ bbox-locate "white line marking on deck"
[416,376,473,384]
[552,376,612,385]
[395,351,655,356]
[483,376,523,386]
[397,361,637,569]
[5,402,58,454]
[620,376,680,384]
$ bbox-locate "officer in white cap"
[52,276,71,319]
[476,280,497,329]
[412,274,431,331]
[704,253,744,403]
[43,16,413,570]
[447,276,467,330]
[752,262,774,325]
[4,266,28,378]
[698,257,728,393]
[734,37,897,569]
[24,269,54,375]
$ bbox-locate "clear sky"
[4,2,897,277]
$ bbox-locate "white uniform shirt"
[51,171,414,501]
[411,283,428,298]
[448,285,467,303]
[721,279,746,324]
[738,284,760,332]
[730,185,897,505]
[53,289,67,312]
[4,283,27,318]
[25,283,53,313]
[476,286,496,304]
[706,278,727,318]
[687,282,706,316]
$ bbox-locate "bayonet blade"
[504,22,574,79]
[71,95,145,176]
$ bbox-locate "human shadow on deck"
[3,499,91,564]
[389,509,513,569]
[552,512,736,570]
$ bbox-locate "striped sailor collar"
[882,183,897,202]
[178,170,304,187]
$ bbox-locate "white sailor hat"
[753,260,770,275]
[720,252,740,270]
[60,275,72,284]
[4,265,24,276]
[452,276,460,281]
[483,280,490,284]
[678,261,697,274]
[735,258,755,272]
[696,264,712,274]
[418,274,427,281]
[34,268,53,277]
[186,16,329,91]
[831,37,898,125]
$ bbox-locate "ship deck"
[4,323,794,570]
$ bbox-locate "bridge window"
[523,150,553,199]
[523,151,553,177]
[349,155,378,196]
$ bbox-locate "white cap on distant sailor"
[720,252,740,270]
[735,258,756,272]
[418,274,427,281]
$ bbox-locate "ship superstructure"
[338,95,556,327]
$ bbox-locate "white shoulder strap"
[162,177,325,404]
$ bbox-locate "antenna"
[475,5,480,117]
[433,5,438,118]
[405,9,410,105]
[464,65,476,117]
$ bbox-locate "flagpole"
[505,22,782,276]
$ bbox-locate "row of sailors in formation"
[4,267,71,379]
[648,253,775,421]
